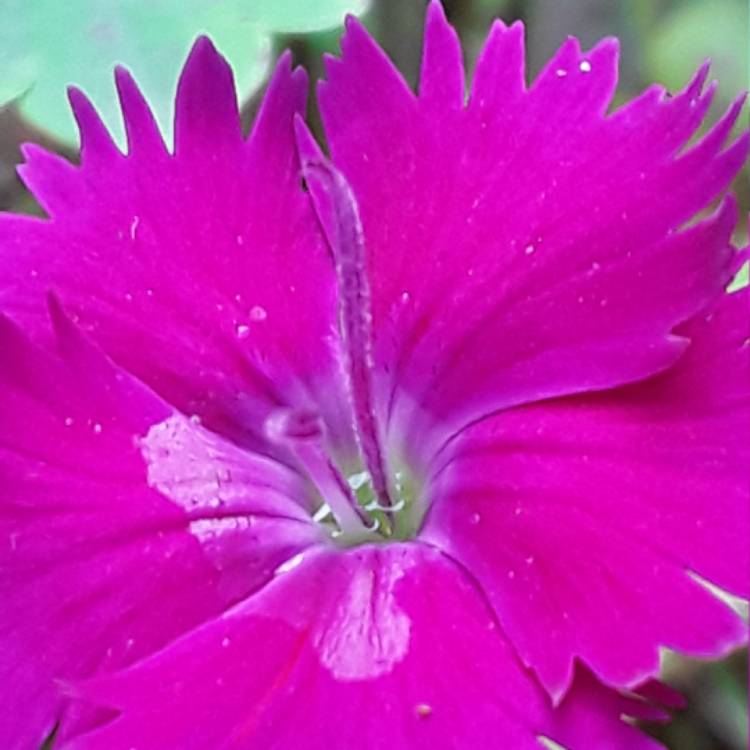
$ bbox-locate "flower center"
[265,156,424,546]
[265,407,424,545]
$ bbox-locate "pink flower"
[0,3,747,748]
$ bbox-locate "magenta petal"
[0,309,321,747]
[64,544,664,750]
[419,1,465,110]
[471,18,526,101]
[633,678,688,713]
[422,290,749,698]
[174,37,243,158]
[68,85,121,167]
[115,66,170,160]
[318,7,747,446]
[0,39,349,452]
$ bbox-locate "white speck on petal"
[236,324,250,340]
[579,60,592,73]
[555,68,567,78]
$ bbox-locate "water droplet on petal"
[524,244,536,255]
[555,68,567,78]
[92,423,103,434]
[415,704,433,719]
[236,324,250,340]
[249,305,267,322]
[579,60,592,73]
[221,636,231,648]
[64,417,74,427]
[469,512,481,524]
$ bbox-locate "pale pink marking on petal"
[314,553,414,680]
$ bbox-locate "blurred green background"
[1,1,747,749]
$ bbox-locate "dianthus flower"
[0,3,747,748]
